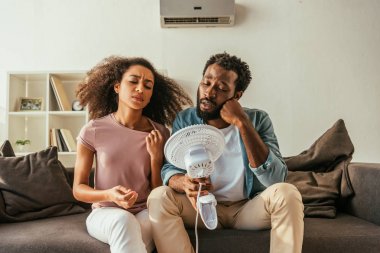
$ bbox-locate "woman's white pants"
[86,207,154,253]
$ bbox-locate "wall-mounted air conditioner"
[160,0,235,28]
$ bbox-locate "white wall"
[1,0,379,162]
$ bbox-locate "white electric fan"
[164,124,225,232]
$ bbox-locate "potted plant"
[15,139,31,152]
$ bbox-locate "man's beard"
[196,90,223,121]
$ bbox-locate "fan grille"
[164,124,225,170]
[188,160,213,178]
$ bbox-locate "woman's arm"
[73,143,138,209]
[146,129,166,189]
[150,156,163,189]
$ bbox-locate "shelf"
[8,116,46,151]
[58,152,77,155]
[7,71,87,167]
[15,152,33,156]
[48,111,87,116]
[9,112,46,117]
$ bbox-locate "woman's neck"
[113,108,144,130]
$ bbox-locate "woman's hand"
[146,129,165,162]
[146,129,166,188]
[108,185,138,209]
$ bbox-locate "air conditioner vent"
[164,17,231,25]
[160,0,235,28]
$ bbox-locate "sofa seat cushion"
[303,213,380,253]
[0,211,110,253]
[188,226,270,253]
[187,213,380,253]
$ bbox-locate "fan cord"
[195,182,204,253]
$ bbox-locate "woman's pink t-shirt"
[78,114,169,214]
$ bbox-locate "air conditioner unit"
[160,0,235,28]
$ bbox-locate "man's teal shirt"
[162,107,287,199]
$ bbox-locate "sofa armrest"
[343,162,380,225]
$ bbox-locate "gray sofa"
[1,162,380,253]
[189,163,380,253]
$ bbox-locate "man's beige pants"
[147,183,304,253]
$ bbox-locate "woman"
[73,56,192,253]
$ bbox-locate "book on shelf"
[57,129,69,152]
[50,128,58,147]
[60,128,77,152]
[50,75,72,111]
[53,128,64,151]
[50,128,77,152]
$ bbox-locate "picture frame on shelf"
[19,97,43,111]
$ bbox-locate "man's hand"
[221,99,270,168]
[220,99,249,127]
[108,185,138,209]
[168,174,212,210]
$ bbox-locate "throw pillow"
[286,169,342,218]
[284,119,354,218]
[0,140,15,157]
[0,146,85,222]
[285,119,354,173]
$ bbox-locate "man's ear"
[234,91,243,100]
[114,83,120,93]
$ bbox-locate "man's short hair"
[202,52,252,93]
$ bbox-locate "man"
[148,52,304,253]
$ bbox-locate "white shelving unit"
[6,71,88,167]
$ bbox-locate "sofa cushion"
[0,211,110,253]
[284,119,354,217]
[186,213,380,253]
[286,169,342,218]
[0,146,85,222]
[302,213,380,253]
[284,119,354,173]
[0,140,15,157]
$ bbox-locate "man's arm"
[221,99,269,167]
[221,99,287,186]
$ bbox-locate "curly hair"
[76,56,193,126]
[202,52,252,93]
